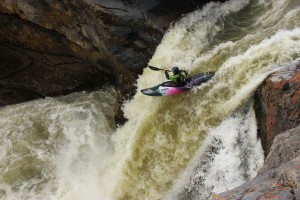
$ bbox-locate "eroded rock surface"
[255,61,300,156]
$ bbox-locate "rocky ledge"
[255,61,300,157]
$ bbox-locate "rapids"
[1,0,300,199]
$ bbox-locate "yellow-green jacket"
[165,70,187,85]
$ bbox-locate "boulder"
[255,61,300,156]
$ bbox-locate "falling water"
[0,0,300,199]
[111,0,300,199]
[0,89,117,199]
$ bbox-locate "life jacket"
[165,70,188,85]
[179,70,188,83]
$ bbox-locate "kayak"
[141,72,215,96]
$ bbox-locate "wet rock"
[255,61,300,156]
[210,125,300,200]
[0,44,112,106]
[259,121,300,172]
[0,1,115,106]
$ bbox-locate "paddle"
[148,66,170,72]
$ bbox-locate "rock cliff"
[255,61,300,156]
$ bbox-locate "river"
[1,0,300,199]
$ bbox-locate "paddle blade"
[148,66,162,71]
[148,66,171,72]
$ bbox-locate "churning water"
[1,0,300,199]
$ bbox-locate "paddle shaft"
[148,66,170,72]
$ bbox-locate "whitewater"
[0,0,300,199]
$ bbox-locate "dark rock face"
[211,125,300,200]
[0,44,111,106]
[255,61,300,156]
[0,1,116,106]
[0,0,225,123]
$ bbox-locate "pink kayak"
[141,72,215,96]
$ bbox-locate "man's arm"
[165,71,170,79]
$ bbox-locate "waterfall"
[0,0,300,199]
[111,0,300,199]
[0,89,117,199]
[165,100,263,200]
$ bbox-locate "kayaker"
[165,67,188,86]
